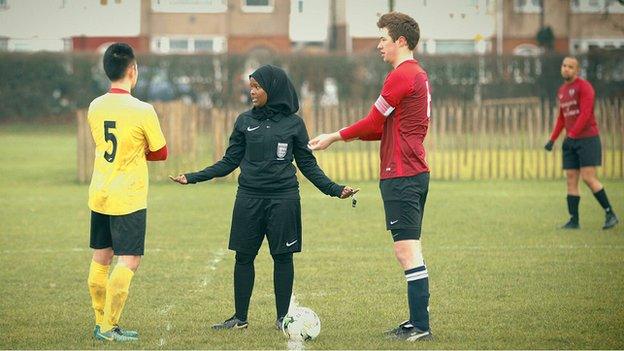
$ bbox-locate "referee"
[171,65,357,330]
[545,56,618,230]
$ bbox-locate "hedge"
[1,50,622,120]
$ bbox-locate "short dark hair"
[103,43,135,81]
[377,12,420,51]
[563,56,579,66]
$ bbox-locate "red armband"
[146,145,168,161]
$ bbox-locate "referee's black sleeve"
[293,117,344,197]
[185,116,245,184]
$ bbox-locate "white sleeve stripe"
[374,95,395,117]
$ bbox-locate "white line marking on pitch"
[155,248,226,348]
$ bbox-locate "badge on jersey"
[568,88,575,97]
[277,143,288,160]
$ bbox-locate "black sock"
[234,251,256,321]
[567,195,580,223]
[593,188,613,213]
[405,266,430,331]
[272,252,294,319]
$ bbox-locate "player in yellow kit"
[86,43,167,342]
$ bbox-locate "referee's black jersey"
[185,110,343,199]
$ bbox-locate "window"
[570,38,624,53]
[0,0,8,10]
[169,39,189,51]
[514,0,541,13]
[0,38,7,51]
[11,41,34,52]
[421,39,436,54]
[435,40,475,54]
[571,0,603,12]
[62,38,72,52]
[512,43,543,56]
[571,0,624,13]
[151,36,227,53]
[241,0,273,13]
[246,0,269,5]
[151,0,227,13]
[298,0,303,13]
[194,39,213,52]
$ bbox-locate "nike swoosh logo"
[286,240,298,247]
[390,220,399,225]
[247,126,260,131]
[406,331,430,341]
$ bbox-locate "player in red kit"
[309,12,432,341]
[545,56,618,230]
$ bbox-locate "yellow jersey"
[87,90,166,215]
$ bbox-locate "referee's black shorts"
[562,135,602,170]
[380,172,429,242]
[229,197,302,255]
[90,209,146,255]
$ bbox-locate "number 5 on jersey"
[104,121,117,163]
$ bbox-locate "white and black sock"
[405,265,430,331]
[593,188,613,214]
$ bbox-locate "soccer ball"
[281,307,321,341]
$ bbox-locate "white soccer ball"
[281,307,321,341]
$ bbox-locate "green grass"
[0,124,623,349]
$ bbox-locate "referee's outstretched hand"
[169,174,188,184]
[544,140,554,152]
[340,186,359,199]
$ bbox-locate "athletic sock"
[593,188,613,214]
[567,195,580,223]
[87,260,110,326]
[101,264,134,332]
[272,253,294,319]
[405,266,430,331]
[234,252,256,322]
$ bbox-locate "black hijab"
[249,65,299,120]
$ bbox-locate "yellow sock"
[101,265,135,332]
[87,260,110,326]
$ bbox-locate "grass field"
[0,124,623,349]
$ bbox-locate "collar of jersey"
[109,88,130,94]
[396,58,418,69]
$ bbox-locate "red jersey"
[340,59,431,179]
[549,77,599,141]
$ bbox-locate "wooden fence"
[77,98,624,183]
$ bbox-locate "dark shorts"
[90,209,147,256]
[562,136,602,170]
[229,197,302,255]
[379,173,429,241]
